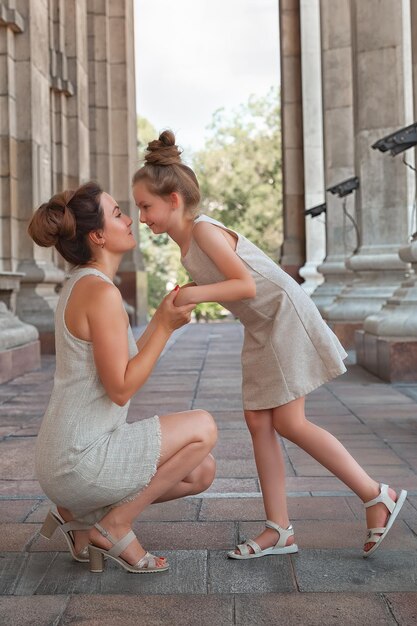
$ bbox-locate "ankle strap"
[94,523,136,558]
[364,484,395,514]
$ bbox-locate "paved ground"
[1,322,417,625]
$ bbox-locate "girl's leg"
[234,409,293,554]
[88,409,217,565]
[272,397,398,552]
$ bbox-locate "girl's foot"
[56,506,90,555]
[363,485,397,553]
[233,524,295,556]
[88,522,166,568]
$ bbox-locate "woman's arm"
[135,315,158,352]
[88,283,193,406]
[174,222,256,306]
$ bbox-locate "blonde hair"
[132,130,200,215]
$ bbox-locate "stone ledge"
[0,341,41,384]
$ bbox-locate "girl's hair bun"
[145,130,182,166]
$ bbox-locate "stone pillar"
[311,0,356,315]
[0,2,41,374]
[323,0,410,349]
[356,0,417,381]
[13,0,66,352]
[279,0,306,283]
[298,0,325,295]
[88,0,147,324]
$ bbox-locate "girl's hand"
[156,288,194,332]
[173,286,195,307]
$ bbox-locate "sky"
[134,0,280,154]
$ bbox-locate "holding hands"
[155,286,194,332]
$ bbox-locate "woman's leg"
[272,397,398,551]
[88,409,217,565]
[233,409,293,554]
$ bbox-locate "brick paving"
[0,322,417,625]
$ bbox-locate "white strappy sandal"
[39,508,91,563]
[227,519,298,560]
[88,522,169,574]
[363,483,407,558]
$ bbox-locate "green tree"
[193,87,282,260]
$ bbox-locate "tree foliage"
[193,87,282,260]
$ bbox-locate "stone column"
[0,5,40,380]
[298,0,325,295]
[323,0,410,349]
[356,0,417,381]
[13,0,66,352]
[279,0,306,282]
[108,0,147,324]
[311,0,356,316]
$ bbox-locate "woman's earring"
[101,241,105,249]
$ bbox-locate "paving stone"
[0,480,43,496]
[293,549,417,592]
[0,499,38,522]
[129,521,236,550]
[200,498,266,521]
[234,592,395,625]
[0,596,69,626]
[212,440,255,460]
[208,550,295,594]
[385,592,417,625]
[215,458,259,478]
[138,498,200,522]
[0,523,38,550]
[0,553,27,594]
[288,497,355,520]
[35,551,207,595]
[62,594,234,626]
[0,437,36,479]
[205,478,259,494]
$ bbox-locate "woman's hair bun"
[145,130,182,166]
[28,190,76,248]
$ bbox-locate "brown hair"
[28,182,104,265]
[132,130,200,214]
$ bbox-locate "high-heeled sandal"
[88,522,169,574]
[39,509,91,563]
[363,483,407,558]
[227,519,299,559]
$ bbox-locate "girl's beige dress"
[35,267,161,524]
[182,215,347,411]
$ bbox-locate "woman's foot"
[363,485,397,553]
[233,524,295,556]
[56,506,90,555]
[88,522,166,568]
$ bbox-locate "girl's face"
[133,181,176,235]
[99,192,136,253]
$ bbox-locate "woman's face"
[100,192,136,252]
[133,181,176,235]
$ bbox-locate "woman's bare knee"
[245,409,273,438]
[192,409,217,447]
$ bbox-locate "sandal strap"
[366,527,386,543]
[364,483,395,514]
[60,520,91,533]
[107,529,137,558]
[236,539,261,556]
[265,519,294,547]
[136,551,157,568]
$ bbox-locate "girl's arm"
[174,222,256,306]
[88,282,193,406]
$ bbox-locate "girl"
[132,130,407,560]
[28,182,217,574]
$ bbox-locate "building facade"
[0,0,146,382]
[279,0,417,382]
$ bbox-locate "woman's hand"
[155,288,194,332]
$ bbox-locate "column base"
[39,331,55,354]
[0,340,41,384]
[326,321,363,350]
[356,330,417,383]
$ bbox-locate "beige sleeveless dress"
[35,267,161,524]
[182,215,347,410]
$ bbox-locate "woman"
[28,182,217,574]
